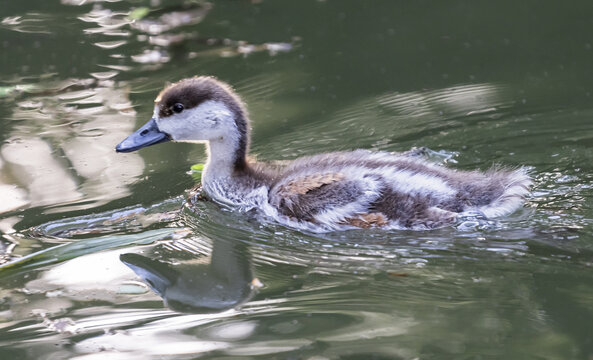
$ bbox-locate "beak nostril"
[115,118,168,152]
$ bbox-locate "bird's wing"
[269,172,381,223]
[277,172,346,195]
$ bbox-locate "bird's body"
[116,76,531,232]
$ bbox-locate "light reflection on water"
[2,0,593,359]
[0,80,144,213]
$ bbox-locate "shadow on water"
[120,236,256,314]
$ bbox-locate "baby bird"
[116,76,531,232]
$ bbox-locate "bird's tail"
[478,167,533,218]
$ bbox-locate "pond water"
[1,0,593,359]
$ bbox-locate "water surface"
[1,1,593,359]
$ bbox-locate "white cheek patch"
[154,101,235,142]
[200,101,234,128]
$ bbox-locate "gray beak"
[115,118,170,153]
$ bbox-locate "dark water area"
[1,1,593,359]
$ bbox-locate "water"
[1,0,593,358]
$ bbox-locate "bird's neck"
[201,104,250,195]
[203,136,247,181]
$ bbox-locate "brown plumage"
[278,173,346,195]
[342,213,389,228]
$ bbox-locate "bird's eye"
[172,103,184,113]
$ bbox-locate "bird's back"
[265,150,531,230]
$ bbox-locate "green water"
[1,1,593,359]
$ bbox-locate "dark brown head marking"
[155,76,250,171]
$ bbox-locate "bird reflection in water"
[120,237,260,313]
